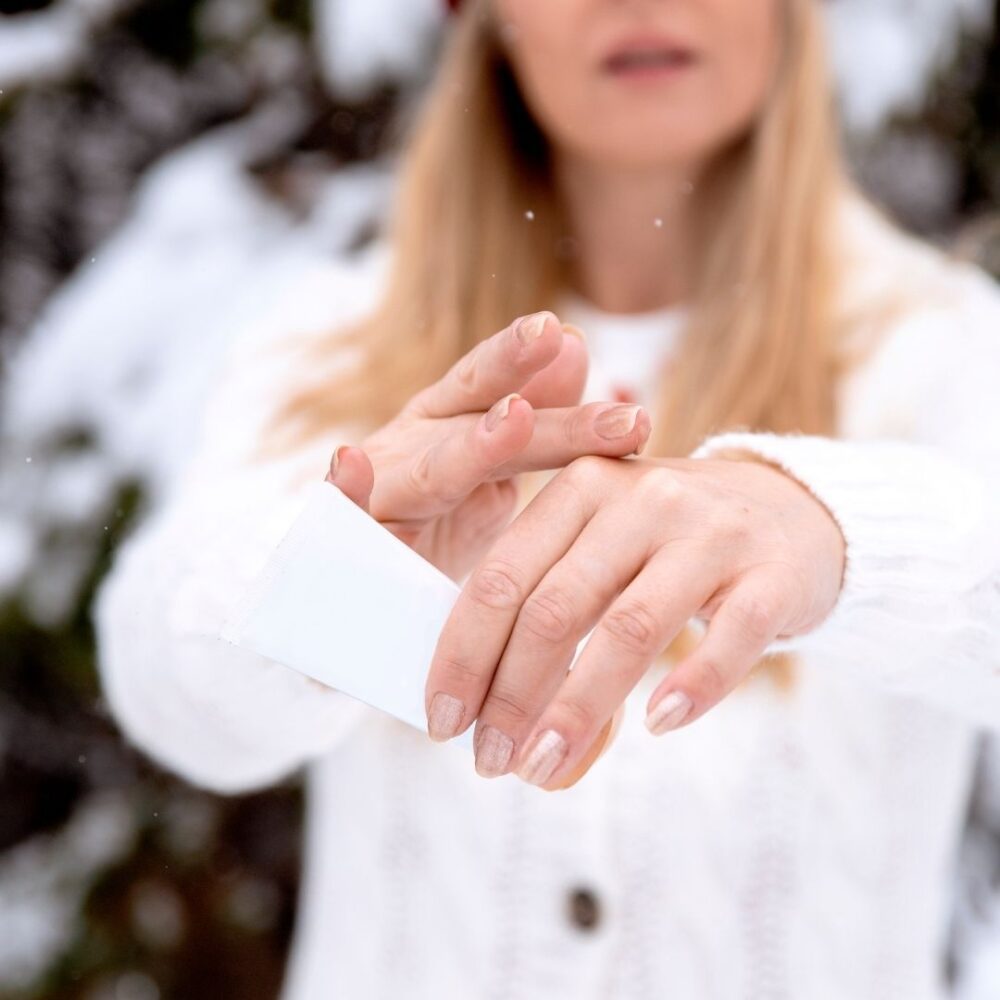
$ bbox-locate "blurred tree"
[0,2,996,998]
[0,3,396,998]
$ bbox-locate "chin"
[554,105,734,173]
[577,131,720,174]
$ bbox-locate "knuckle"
[602,600,661,654]
[564,453,605,486]
[519,587,579,645]
[482,684,534,726]
[695,656,728,703]
[634,467,685,508]
[550,694,595,742]
[468,560,526,611]
[405,448,439,502]
[451,353,479,398]
[432,654,482,691]
[712,507,751,546]
[727,593,775,644]
[564,407,587,450]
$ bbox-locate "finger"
[471,494,661,779]
[325,445,374,512]
[424,458,606,753]
[376,391,651,524]
[373,392,536,522]
[406,311,566,420]
[549,701,625,791]
[516,328,589,410]
[512,547,721,789]
[489,401,652,474]
[643,567,791,736]
[411,400,650,512]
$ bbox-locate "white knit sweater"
[93,194,1000,1000]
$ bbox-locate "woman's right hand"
[325,311,651,582]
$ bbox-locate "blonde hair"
[263,0,851,690]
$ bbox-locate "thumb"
[516,326,589,410]
[325,445,375,513]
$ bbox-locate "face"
[492,0,783,173]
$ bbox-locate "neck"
[554,154,699,314]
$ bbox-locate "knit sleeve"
[92,258,381,793]
[690,268,1000,730]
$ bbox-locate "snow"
[0,8,82,90]
[826,0,994,134]
[1,0,993,133]
[312,0,444,98]
[0,0,997,991]
[0,515,33,594]
[0,114,391,618]
[0,0,125,91]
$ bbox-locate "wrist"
[712,447,848,597]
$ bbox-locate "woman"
[95,0,1000,997]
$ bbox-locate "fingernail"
[594,404,642,440]
[484,392,520,432]
[328,445,344,479]
[645,690,693,736]
[632,419,651,456]
[561,322,587,343]
[517,729,568,786]
[475,725,515,777]
[428,692,465,741]
[514,312,549,346]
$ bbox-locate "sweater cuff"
[163,464,371,771]
[689,430,989,662]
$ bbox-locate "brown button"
[566,886,602,931]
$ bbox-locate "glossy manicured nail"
[514,312,548,346]
[594,404,642,440]
[484,393,521,432]
[475,725,514,777]
[645,690,693,735]
[428,692,465,741]
[517,729,568,787]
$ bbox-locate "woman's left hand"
[424,452,846,789]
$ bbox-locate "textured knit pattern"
[93,194,1000,1000]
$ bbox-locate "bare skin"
[326,0,847,788]
[424,452,844,789]
[325,312,650,582]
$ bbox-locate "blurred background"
[0,1,998,998]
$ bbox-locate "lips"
[602,38,697,76]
